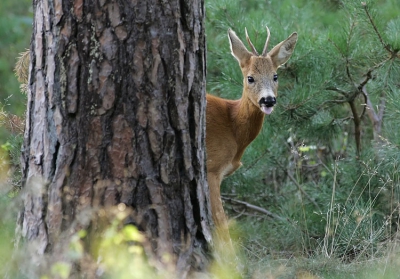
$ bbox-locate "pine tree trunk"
[19,0,211,275]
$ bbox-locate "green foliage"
[206,0,400,276]
[95,220,158,279]
[0,0,28,195]
[2,205,173,279]
[0,0,31,116]
[0,202,15,277]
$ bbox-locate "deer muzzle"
[259,96,276,115]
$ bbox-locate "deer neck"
[232,93,265,149]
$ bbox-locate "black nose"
[259,96,276,107]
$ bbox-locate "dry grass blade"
[0,111,25,135]
[14,50,30,92]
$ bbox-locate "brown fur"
[205,27,297,244]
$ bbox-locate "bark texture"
[20,0,211,274]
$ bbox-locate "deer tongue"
[261,106,274,115]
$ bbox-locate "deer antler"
[245,27,259,56]
[261,26,271,56]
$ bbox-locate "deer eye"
[273,74,278,82]
[247,76,255,83]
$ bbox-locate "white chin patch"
[261,106,274,115]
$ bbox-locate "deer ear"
[228,29,252,67]
[269,32,297,67]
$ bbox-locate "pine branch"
[327,18,357,86]
[325,86,349,97]
[358,90,368,120]
[326,86,363,155]
[361,2,392,54]
[361,86,382,141]
[345,19,357,85]
[377,59,394,121]
[357,70,373,92]
[349,100,361,156]
[357,58,391,141]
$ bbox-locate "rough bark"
[19,0,212,275]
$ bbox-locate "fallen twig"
[221,196,287,222]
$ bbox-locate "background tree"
[17,0,212,277]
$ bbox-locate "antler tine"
[261,26,271,56]
[245,27,259,56]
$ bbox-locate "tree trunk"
[19,0,211,276]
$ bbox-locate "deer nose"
[259,96,276,107]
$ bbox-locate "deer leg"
[207,172,232,246]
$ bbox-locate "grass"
[221,152,400,278]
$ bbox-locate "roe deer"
[206,27,297,244]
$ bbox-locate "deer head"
[228,26,297,115]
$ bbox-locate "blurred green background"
[0,0,31,146]
[0,0,31,114]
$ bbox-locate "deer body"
[206,27,297,244]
